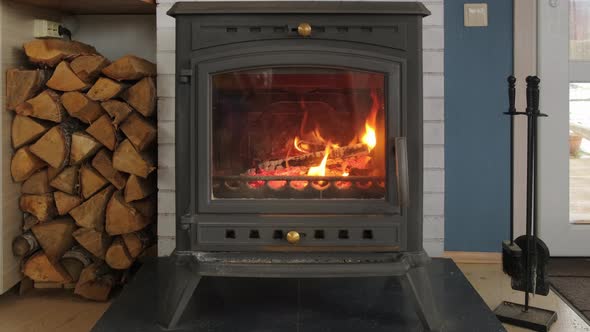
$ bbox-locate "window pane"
[569,83,590,222]
[570,0,590,60]
[211,67,387,200]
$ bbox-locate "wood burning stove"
[160,2,439,331]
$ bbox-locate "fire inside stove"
[211,67,387,199]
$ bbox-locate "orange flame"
[361,91,380,152]
[307,144,331,176]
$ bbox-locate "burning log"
[256,143,369,171]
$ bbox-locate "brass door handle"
[297,23,312,37]
[286,231,301,244]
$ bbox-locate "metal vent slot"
[225,229,236,239]
[336,26,348,33]
[360,26,373,33]
[274,26,286,32]
[338,230,349,239]
[314,230,325,239]
[249,26,261,33]
[315,26,326,33]
[249,230,260,239]
[362,230,374,239]
[226,27,238,33]
[273,230,284,239]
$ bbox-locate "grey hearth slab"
[91,257,506,332]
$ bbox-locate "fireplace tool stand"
[494,76,557,332]
[158,250,441,331]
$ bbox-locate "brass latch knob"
[286,231,301,244]
[297,23,312,37]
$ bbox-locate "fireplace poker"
[494,76,556,332]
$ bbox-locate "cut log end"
[106,191,151,235]
[102,55,156,81]
[122,77,155,117]
[11,147,46,182]
[46,61,90,92]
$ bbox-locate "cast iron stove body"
[161,2,440,331]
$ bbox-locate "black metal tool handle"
[395,137,410,208]
[526,76,534,114]
[531,76,541,114]
[508,76,516,114]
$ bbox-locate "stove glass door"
[211,67,387,200]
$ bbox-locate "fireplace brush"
[493,76,557,332]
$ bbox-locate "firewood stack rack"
[7,38,157,301]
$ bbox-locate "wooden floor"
[570,158,590,222]
[0,263,587,332]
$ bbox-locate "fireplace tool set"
[493,76,557,331]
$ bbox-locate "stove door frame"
[192,46,405,215]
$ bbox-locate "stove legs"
[401,266,442,332]
[158,256,201,330]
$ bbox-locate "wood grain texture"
[11,0,155,14]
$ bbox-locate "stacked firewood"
[8,38,157,301]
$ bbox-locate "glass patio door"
[537,0,590,256]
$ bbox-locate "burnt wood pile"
[7,38,157,301]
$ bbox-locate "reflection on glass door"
[569,0,590,223]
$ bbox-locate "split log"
[12,115,49,149]
[15,89,66,123]
[122,229,154,258]
[92,149,127,190]
[70,132,102,164]
[102,55,156,81]
[72,228,111,259]
[105,191,150,235]
[30,119,81,169]
[131,195,156,217]
[74,263,114,301]
[70,55,110,82]
[86,114,117,150]
[61,91,104,124]
[23,214,40,231]
[11,147,45,182]
[12,230,40,257]
[124,174,155,202]
[87,77,126,101]
[100,100,132,128]
[113,139,155,178]
[257,143,370,171]
[46,61,89,92]
[54,191,83,215]
[120,112,156,151]
[49,165,79,195]
[80,164,108,199]
[121,77,156,117]
[31,217,76,261]
[21,169,52,194]
[23,38,97,67]
[6,68,49,111]
[69,185,115,231]
[47,166,62,181]
[20,194,56,222]
[22,252,72,283]
[60,246,93,282]
[105,237,133,270]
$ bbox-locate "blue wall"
[444,0,513,252]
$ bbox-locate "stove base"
[158,251,440,331]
